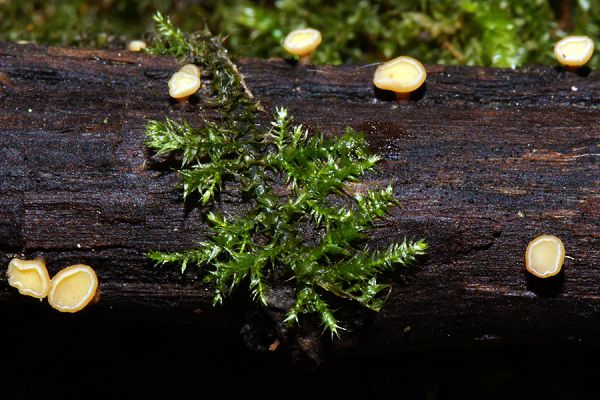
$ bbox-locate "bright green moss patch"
[2,1,600,68]
[145,13,426,336]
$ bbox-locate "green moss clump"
[0,0,203,48]
[145,13,426,336]
[2,1,600,68]
[202,0,600,68]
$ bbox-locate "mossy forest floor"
[2,0,600,68]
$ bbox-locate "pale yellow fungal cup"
[48,264,99,313]
[127,40,147,52]
[554,36,594,67]
[373,56,427,99]
[525,235,566,278]
[7,257,51,299]
[168,70,201,100]
[283,28,322,63]
[179,64,201,78]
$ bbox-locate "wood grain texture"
[0,42,598,359]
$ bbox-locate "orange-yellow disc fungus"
[48,264,99,313]
[7,257,51,299]
[373,56,427,99]
[168,70,201,100]
[554,36,594,67]
[179,63,201,78]
[525,235,566,278]
[283,28,322,63]
[127,40,147,52]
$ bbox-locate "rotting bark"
[0,42,598,361]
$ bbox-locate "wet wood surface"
[0,42,598,359]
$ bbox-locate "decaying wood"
[0,42,598,360]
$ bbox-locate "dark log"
[0,42,598,361]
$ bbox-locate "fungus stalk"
[7,257,51,299]
[283,28,322,64]
[373,56,427,100]
[48,264,99,313]
[525,235,566,278]
[394,92,411,101]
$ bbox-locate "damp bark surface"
[0,42,599,359]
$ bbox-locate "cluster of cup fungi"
[281,29,590,279]
[7,258,99,313]
[279,30,589,279]
[155,29,591,279]
[160,29,594,104]
[6,32,591,307]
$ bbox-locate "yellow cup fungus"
[373,56,427,100]
[283,28,322,63]
[179,63,201,78]
[7,257,51,299]
[127,40,147,52]
[48,264,99,313]
[525,235,566,278]
[168,64,202,100]
[554,36,594,67]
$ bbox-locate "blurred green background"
[0,0,598,67]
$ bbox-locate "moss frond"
[146,13,426,336]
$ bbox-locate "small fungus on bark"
[373,56,427,100]
[554,36,594,67]
[127,40,147,52]
[48,264,99,313]
[525,235,566,278]
[283,28,322,64]
[7,257,51,299]
[179,63,201,78]
[168,69,201,100]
